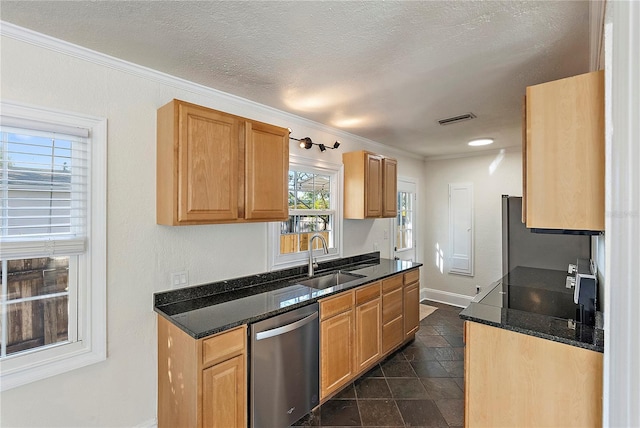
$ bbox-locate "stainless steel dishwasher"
[250,303,319,428]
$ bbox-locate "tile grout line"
[382,372,406,428]
[353,380,364,427]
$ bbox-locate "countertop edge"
[460,311,604,353]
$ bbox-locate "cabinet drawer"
[320,291,354,320]
[382,287,403,323]
[382,275,403,293]
[382,316,404,354]
[404,269,419,285]
[202,326,246,368]
[356,282,381,305]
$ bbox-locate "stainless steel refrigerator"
[501,195,591,276]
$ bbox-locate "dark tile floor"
[293,301,465,428]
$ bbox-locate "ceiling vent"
[437,112,476,125]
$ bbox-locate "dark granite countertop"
[154,252,422,339]
[459,266,604,352]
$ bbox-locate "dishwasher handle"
[255,312,318,341]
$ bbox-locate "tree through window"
[280,169,335,255]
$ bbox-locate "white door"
[394,179,417,261]
[448,183,474,276]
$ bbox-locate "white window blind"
[1,124,88,258]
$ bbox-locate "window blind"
[0,124,88,258]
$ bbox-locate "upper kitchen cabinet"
[524,71,605,231]
[343,150,397,219]
[244,120,289,220]
[382,157,398,218]
[157,99,289,225]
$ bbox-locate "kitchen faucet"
[308,233,329,277]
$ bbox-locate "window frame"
[268,155,343,270]
[0,100,106,391]
[396,190,415,252]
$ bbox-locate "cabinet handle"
[255,312,318,341]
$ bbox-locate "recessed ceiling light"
[468,138,494,147]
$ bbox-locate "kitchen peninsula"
[460,267,604,427]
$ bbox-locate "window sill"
[0,339,106,391]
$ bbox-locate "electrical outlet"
[476,286,481,294]
[383,229,389,240]
[373,242,379,251]
[171,270,189,289]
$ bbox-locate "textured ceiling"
[0,1,590,157]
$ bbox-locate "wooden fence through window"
[3,257,69,355]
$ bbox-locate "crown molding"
[0,21,423,161]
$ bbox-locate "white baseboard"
[421,288,473,308]
[134,418,157,428]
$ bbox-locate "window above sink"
[268,157,342,270]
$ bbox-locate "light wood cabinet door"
[355,298,381,373]
[403,282,419,338]
[157,100,241,224]
[365,153,383,218]
[525,70,604,231]
[320,310,354,399]
[382,158,398,218]
[465,321,602,427]
[244,121,289,220]
[343,150,397,219]
[202,355,246,428]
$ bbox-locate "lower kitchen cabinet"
[382,275,404,353]
[354,283,382,373]
[320,291,355,399]
[403,269,420,337]
[157,268,421,425]
[320,270,421,402]
[464,321,602,427]
[202,355,245,428]
[157,317,247,428]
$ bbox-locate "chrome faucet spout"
[308,233,329,277]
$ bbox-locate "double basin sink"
[297,271,365,290]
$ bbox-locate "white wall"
[422,149,522,302]
[0,32,426,427]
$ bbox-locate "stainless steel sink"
[299,271,364,290]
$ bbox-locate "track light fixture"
[290,136,340,152]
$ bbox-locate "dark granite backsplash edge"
[154,251,380,307]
